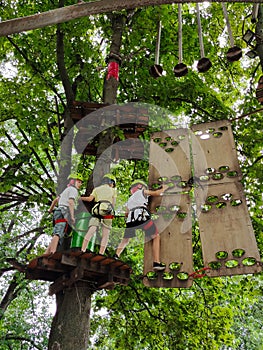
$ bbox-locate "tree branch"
[2,334,42,350]
[0,0,259,37]
[0,274,25,320]
[16,122,54,182]
[7,37,63,102]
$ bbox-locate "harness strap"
[130,206,150,222]
[131,206,149,212]
[143,220,153,229]
[92,200,115,220]
[54,218,68,224]
[143,219,158,236]
[102,215,115,219]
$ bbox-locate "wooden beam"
[0,0,259,37]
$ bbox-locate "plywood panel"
[195,182,262,277]
[191,120,261,277]
[144,129,193,288]
[145,123,261,287]
[148,128,191,188]
[191,120,242,185]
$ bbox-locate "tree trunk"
[56,16,75,194]
[48,282,92,350]
[47,11,126,350]
[95,14,126,178]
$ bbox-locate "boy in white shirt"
[45,173,83,254]
[115,179,168,271]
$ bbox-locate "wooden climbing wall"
[145,121,261,288]
[191,120,262,277]
[144,129,193,288]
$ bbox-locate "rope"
[189,267,210,278]
[196,3,205,58]
[155,21,162,65]
[221,2,234,47]
[178,4,183,63]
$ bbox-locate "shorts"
[53,207,72,239]
[123,218,157,239]
[88,216,112,229]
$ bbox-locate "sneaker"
[153,262,166,271]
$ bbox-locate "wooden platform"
[71,102,149,158]
[24,250,132,295]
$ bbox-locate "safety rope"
[189,267,210,279]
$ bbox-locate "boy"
[81,174,117,255]
[114,179,168,271]
[45,173,83,254]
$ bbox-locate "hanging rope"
[196,3,212,72]
[178,4,183,63]
[196,3,205,58]
[150,20,163,78]
[174,4,188,77]
[222,3,235,47]
[221,2,242,61]
[251,3,259,23]
[155,20,162,65]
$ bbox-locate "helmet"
[103,173,116,181]
[68,173,83,181]
[130,179,147,189]
[103,173,116,187]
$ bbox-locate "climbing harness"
[129,206,151,223]
[91,200,115,219]
[53,207,70,237]
[53,207,68,224]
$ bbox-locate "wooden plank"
[148,128,191,190]
[191,120,262,277]
[61,252,130,274]
[49,275,69,295]
[143,195,193,288]
[144,129,193,288]
[26,268,62,282]
[0,0,257,37]
[61,254,78,266]
[191,120,242,185]
[195,182,262,277]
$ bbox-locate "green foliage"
[0,1,262,349]
[0,282,52,350]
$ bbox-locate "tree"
[0,1,262,349]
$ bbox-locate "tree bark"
[48,282,93,350]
